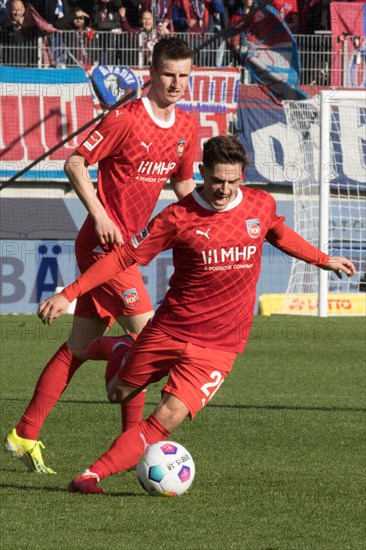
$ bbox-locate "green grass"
[1,315,365,549]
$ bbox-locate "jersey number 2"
[200,370,224,407]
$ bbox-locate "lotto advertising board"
[259,294,366,316]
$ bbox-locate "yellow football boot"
[4,428,56,474]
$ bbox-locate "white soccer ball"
[136,441,195,497]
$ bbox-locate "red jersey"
[76,97,198,249]
[63,187,329,353]
[128,187,283,352]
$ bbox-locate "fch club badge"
[176,139,186,157]
[122,288,138,307]
[246,219,261,239]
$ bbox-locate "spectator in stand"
[68,6,92,31]
[31,1,89,68]
[172,0,209,32]
[1,0,60,38]
[31,1,72,26]
[300,0,331,84]
[140,0,173,36]
[172,0,210,64]
[120,7,160,64]
[91,0,122,31]
[58,6,95,66]
[279,0,301,33]
[206,0,233,66]
[91,0,124,64]
[304,0,331,34]
[123,0,141,28]
[1,0,61,65]
[172,0,233,66]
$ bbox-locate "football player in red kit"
[38,135,356,493]
[4,37,198,474]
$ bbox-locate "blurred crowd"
[0,0,359,69]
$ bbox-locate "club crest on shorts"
[176,139,186,157]
[246,219,260,239]
[122,288,138,307]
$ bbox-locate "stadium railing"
[0,30,362,86]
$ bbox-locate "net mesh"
[280,94,366,313]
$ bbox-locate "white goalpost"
[281,89,366,317]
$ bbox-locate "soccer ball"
[136,441,195,497]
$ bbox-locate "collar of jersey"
[142,97,176,128]
[192,186,243,212]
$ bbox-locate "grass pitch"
[1,314,365,549]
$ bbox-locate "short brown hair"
[151,37,194,70]
[202,136,249,170]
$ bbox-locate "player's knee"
[66,340,88,361]
[118,311,154,335]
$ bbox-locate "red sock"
[121,390,146,432]
[89,334,136,362]
[104,345,129,386]
[90,414,171,480]
[16,343,83,440]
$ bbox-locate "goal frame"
[318,90,365,317]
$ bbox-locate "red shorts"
[118,323,237,419]
[74,243,154,327]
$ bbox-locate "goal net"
[280,90,366,316]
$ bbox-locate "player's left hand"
[322,256,356,279]
[38,294,70,325]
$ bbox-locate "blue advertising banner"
[237,86,292,185]
[237,85,366,188]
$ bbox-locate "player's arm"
[266,223,356,278]
[39,244,136,325]
[64,152,123,246]
[170,177,196,199]
[319,256,356,279]
[39,208,179,325]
